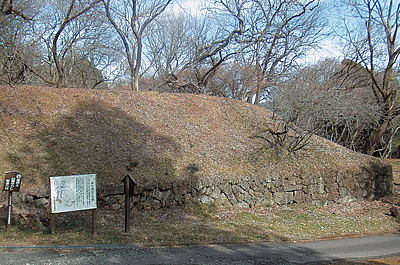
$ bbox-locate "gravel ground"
[0,247,293,265]
[2,234,400,265]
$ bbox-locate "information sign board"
[3,171,22,192]
[50,174,97,213]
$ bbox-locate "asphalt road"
[1,234,400,264]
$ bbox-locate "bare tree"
[337,0,400,155]
[49,0,101,88]
[271,59,382,153]
[137,0,324,98]
[238,0,325,104]
[141,2,245,93]
[250,118,314,154]
[18,0,103,88]
[102,0,173,91]
[0,0,37,85]
[0,0,31,22]
[153,0,247,94]
[207,57,257,100]
[144,10,194,82]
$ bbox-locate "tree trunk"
[254,76,262,105]
[363,118,390,155]
[52,43,64,88]
[132,76,139,91]
[246,88,256,104]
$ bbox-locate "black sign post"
[122,174,137,233]
[3,171,22,232]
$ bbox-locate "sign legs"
[48,174,97,235]
[50,213,55,234]
[49,210,96,234]
[92,209,97,234]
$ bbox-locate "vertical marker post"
[122,174,137,233]
[124,176,130,233]
[3,171,22,232]
[6,191,12,232]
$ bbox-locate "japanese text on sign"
[3,172,22,192]
[50,174,97,213]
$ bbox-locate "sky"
[301,38,343,65]
[172,0,207,16]
[174,0,344,65]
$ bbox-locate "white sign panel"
[50,174,97,213]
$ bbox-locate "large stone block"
[143,182,157,191]
[35,198,49,207]
[103,185,124,196]
[151,190,164,201]
[200,195,214,204]
[294,190,306,203]
[274,192,286,205]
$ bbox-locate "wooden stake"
[50,213,55,234]
[92,209,97,234]
[124,176,130,233]
[122,174,136,234]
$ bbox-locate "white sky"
[301,38,343,64]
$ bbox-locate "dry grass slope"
[0,86,399,251]
[0,85,387,197]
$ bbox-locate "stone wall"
[1,161,393,212]
[99,161,394,210]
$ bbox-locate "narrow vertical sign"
[3,171,22,192]
[50,174,97,213]
[4,171,22,232]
